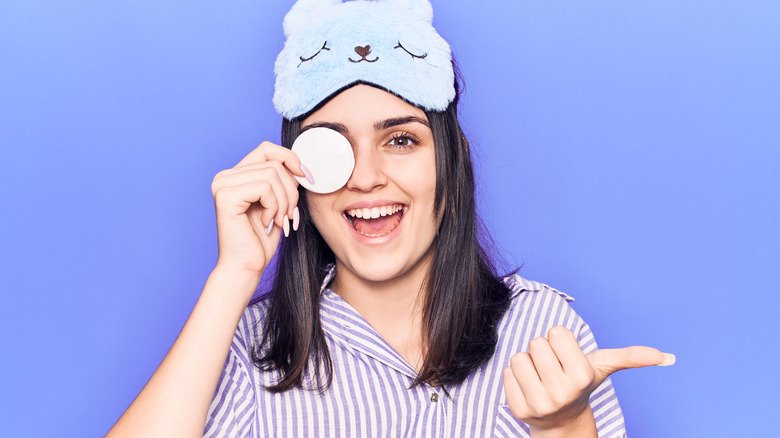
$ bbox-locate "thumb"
[586,346,675,382]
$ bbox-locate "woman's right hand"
[210,140,311,277]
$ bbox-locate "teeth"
[346,204,403,219]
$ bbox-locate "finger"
[215,162,294,190]
[220,160,299,184]
[218,167,290,227]
[247,202,278,242]
[265,160,300,219]
[236,141,305,177]
[509,352,546,407]
[502,366,529,419]
[216,169,289,228]
[587,346,676,377]
[221,161,300,219]
[257,169,289,228]
[214,180,279,226]
[527,336,566,387]
[546,326,592,381]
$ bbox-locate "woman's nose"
[345,146,387,192]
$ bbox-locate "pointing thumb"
[586,346,675,381]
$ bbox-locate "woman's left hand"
[502,325,675,437]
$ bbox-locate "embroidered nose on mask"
[354,45,371,58]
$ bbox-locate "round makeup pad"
[291,127,355,194]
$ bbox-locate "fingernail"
[658,353,676,366]
[292,207,300,231]
[283,215,290,237]
[300,163,316,184]
[265,220,274,235]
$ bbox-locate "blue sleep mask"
[273,0,456,120]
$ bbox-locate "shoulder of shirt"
[500,272,576,303]
[238,261,337,335]
[230,292,272,347]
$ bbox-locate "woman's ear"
[283,0,342,37]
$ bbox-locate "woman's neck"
[329,250,433,371]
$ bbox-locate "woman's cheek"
[392,150,436,189]
[305,193,339,239]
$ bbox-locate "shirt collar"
[317,262,420,380]
[318,262,337,294]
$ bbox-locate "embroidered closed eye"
[394,41,427,59]
[298,41,331,67]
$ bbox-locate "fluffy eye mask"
[273,0,456,120]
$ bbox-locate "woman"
[109,1,673,437]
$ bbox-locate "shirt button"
[430,392,439,402]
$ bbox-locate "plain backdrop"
[1,0,778,436]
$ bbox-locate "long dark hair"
[249,57,518,395]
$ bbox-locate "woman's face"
[302,84,440,283]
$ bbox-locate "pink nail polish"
[300,163,316,184]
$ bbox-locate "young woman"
[109,1,673,437]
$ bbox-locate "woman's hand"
[502,325,675,437]
[210,140,312,277]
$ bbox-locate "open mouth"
[342,204,407,238]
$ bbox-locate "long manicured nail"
[658,353,676,366]
[300,163,315,184]
[265,220,274,235]
[283,215,290,237]
[292,207,300,231]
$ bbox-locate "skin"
[190,83,675,436]
[296,85,676,436]
[504,326,674,437]
[301,84,441,372]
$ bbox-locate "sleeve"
[576,319,628,438]
[496,283,628,438]
[202,311,258,437]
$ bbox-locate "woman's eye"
[387,133,422,150]
[298,41,330,67]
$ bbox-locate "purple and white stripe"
[204,264,627,437]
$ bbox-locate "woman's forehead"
[302,84,428,128]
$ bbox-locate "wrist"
[211,262,263,283]
[530,407,597,438]
[206,265,262,302]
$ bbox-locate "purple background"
[1,1,777,436]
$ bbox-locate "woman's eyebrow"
[301,121,349,135]
[301,116,429,135]
[374,116,430,131]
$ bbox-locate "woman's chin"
[340,245,434,285]
[345,258,409,283]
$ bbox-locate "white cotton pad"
[291,127,355,194]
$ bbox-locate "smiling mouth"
[343,204,407,237]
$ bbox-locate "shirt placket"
[429,383,448,438]
[318,264,452,436]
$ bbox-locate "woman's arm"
[106,267,260,438]
[107,140,306,436]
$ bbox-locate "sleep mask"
[272,0,456,120]
[273,0,455,193]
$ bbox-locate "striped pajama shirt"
[204,263,626,437]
